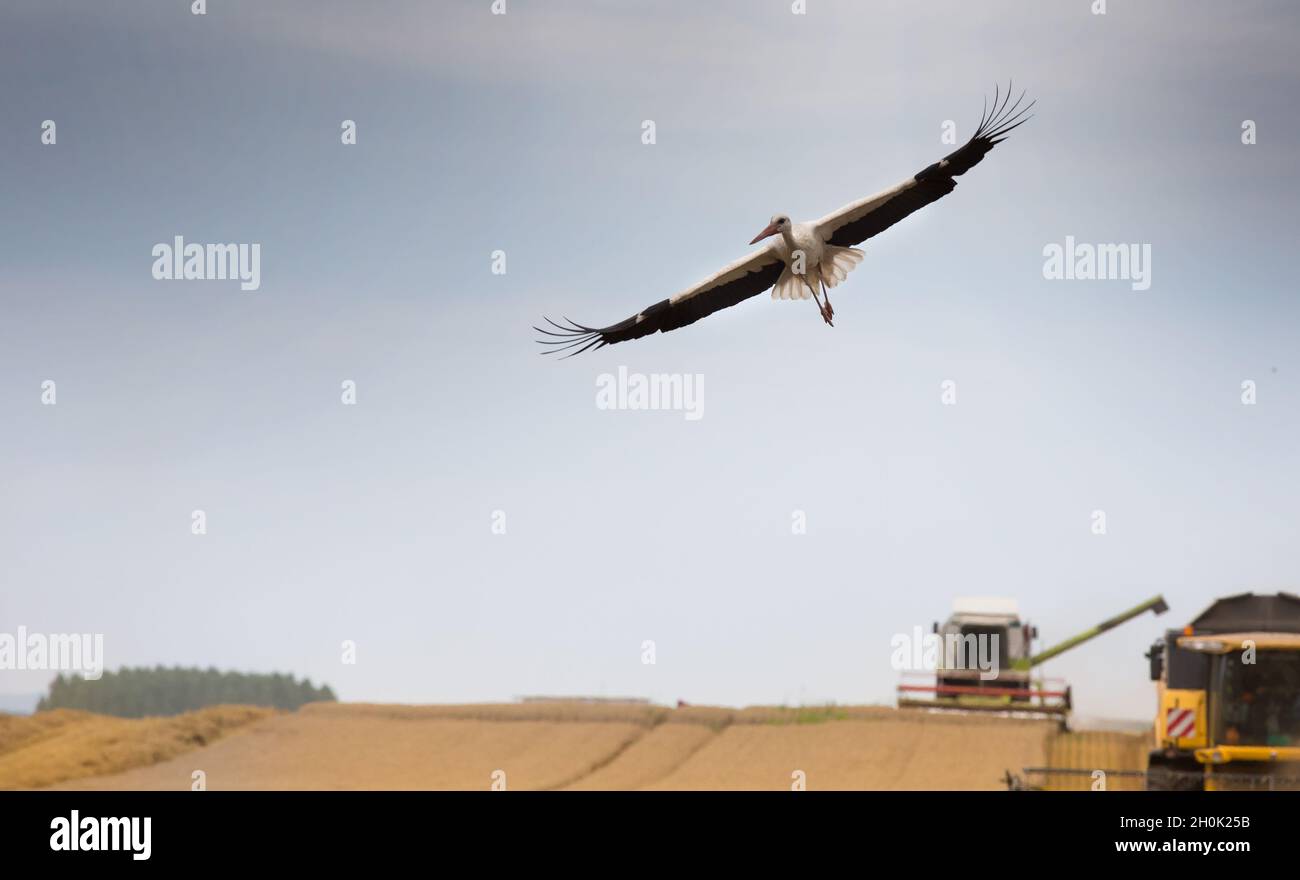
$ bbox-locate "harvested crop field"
[0,705,272,790]
[26,702,1149,791]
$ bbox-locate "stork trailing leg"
[820,276,835,321]
[803,275,833,327]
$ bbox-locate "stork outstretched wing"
[536,247,785,357]
[816,84,1034,247]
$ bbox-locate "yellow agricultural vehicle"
[1146,592,1300,791]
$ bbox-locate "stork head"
[749,214,790,245]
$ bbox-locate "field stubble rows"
[4,702,1148,791]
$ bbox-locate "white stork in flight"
[537,85,1033,357]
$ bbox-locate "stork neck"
[779,225,798,249]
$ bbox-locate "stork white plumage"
[537,85,1033,356]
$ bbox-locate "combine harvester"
[898,595,1168,721]
[1145,592,1300,791]
[1009,592,1300,791]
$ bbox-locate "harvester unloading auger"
[897,595,1169,718]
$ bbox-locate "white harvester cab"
[935,597,1034,679]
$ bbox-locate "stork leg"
[805,274,833,327]
[820,277,835,320]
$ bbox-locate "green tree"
[37,667,337,717]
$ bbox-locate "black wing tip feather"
[972,80,1035,145]
[534,316,609,358]
[915,81,1033,183]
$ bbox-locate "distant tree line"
[38,666,337,717]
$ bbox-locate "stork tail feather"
[771,246,864,299]
[821,246,864,289]
[772,266,813,300]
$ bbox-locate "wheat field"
[0,705,272,789]
[7,702,1150,791]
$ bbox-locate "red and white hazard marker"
[1167,707,1196,739]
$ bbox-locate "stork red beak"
[749,222,780,245]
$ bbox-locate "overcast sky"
[2,0,1298,720]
